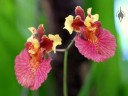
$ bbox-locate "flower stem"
[56,49,66,52]
[63,40,74,96]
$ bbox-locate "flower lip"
[74,27,116,62]
[15,49,52,90]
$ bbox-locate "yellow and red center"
[71,16,84,32]
[29,48,43,70]
[25,34,53,70]
[81,21,101,44]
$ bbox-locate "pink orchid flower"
[15,24,62,90]
[64,6,116,62]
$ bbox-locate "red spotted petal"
[75,6,85,20]
[37,24,44,39]
[15,49,52,90]
[71,16,84,32]
[75,28,116,62]
[25,42,32,50]
[40,36,53,52]
[91,21,101,28]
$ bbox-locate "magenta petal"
[15,49,52,90]
[75,28,116,62]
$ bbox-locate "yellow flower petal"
[85,8,99,27]
[48,34,62,53]
[92,14,99,23]
[84,16,91,27]
[28,27,36,34]
[63,15,74,34]
[28,38,40,54]
[87,8,92,15]
[33,39,40,49]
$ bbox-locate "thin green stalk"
[64,50,68,96]
[63,40,74,96]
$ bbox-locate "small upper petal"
[37,24,44,39]
[75,6,85,20]
[87,8,92,15]
[92,14,99,23]
[28,27,37,34]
